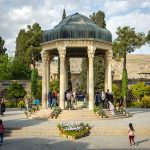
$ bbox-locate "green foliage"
[94,56,105,92]
[5,101,16,108]
[90,10,106,28]
[15,23,42,65]
[112,84,121,100]
[62,9,66,20]
[10,57,31,80]
[6,82,27,106]
[0,55,12,80]
[0,36,7,55]
[31,69,38,97]
[140,96,150,108]
[36,80,42,100]
[0,55,31,80]
[50,80,59,92]
[146,30,150,45]
[130,101,141,108]
[17,100,25,108]
[121,69,128,97]
[113,27,145,59]
[80,58,87,91]
[131,82,150,100]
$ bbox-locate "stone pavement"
[0,136,150,150]
[0,108,150,149]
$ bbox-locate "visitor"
[51,91,57,109]
[25,97,29,111]
[32,98,36,107]
[35,98,40,110]
[105,89,110,108]
[73,91,77,105]
[0,119,5,145]
[95,92,101,106]
[66,91,72,110]
[128,123,135,146]
[0,99,5,116]
[48,91,52,108]
[119,97,124,109]
[108,101,115,116]
[109,92,114,103]
[101,91,105,108]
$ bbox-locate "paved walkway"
[0,108,150,149]
[0,136,150,150]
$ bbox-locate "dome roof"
[42,13,112,43]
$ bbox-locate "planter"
[57,122,91,140]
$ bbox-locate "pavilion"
[41,13,112,110]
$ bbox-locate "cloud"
[107,11,150,39]
[104,0,129,16]
[9,6,33,22]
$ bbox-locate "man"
[105,89,110,108]
[66,91,72,110]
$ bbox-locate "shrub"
[17,100,25,108]
[5,101,16,108]
[131,82,150,100]
[130,101,141,108]
[140,96,150,108]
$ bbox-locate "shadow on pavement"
[136,139,149,146]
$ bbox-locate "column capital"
[58,46,66,63]
[41,51,52,62]
[88,46,96,60]
[105,50,113,62]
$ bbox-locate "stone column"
[104,50,112,92]
[41,51,50,109]
[108,51,112,92]
[104,52,108,92]
[86,58,89,100]
[58,47,66,109]
[65,57,69,91]
[88,46,95,110]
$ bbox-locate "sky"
[0,0,150,55]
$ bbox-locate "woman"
[108,101,115,116]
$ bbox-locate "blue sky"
[0,0,150,55]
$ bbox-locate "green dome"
[42,13,112,42]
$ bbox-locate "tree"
[6,82,27,106]
[31,69,38,98]
[0,36,7,55]
[10,57,31,80]
[62,9,66,20]
[113,26,145,99]
[90,10,106,28]
[15,23,42,66]
[66,58,72,90]
[94,56,105,91]
[80,58,87,92]
[146,30,150,47]
[91,10,106,92]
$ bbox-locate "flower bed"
[57,122,91,140]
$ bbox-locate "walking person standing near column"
[101,91,105,108]
[128,123,135,146]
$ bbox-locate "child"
[0,119,5,145]
[128,123,135,146]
